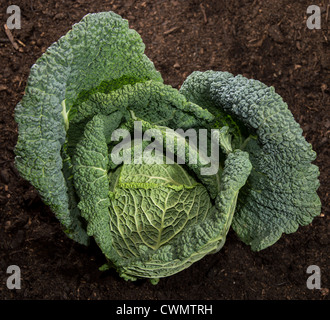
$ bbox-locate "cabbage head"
[14,12,321,282]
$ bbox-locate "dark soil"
[0,0,329,300]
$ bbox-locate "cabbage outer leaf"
[15,12,162,244]
[180,71,321,250]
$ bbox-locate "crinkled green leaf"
[15,12,162,244]
[72,114,114,254]
[180,71,321,250]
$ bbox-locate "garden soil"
[0,0,329,300]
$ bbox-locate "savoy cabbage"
[14,12,321,282]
